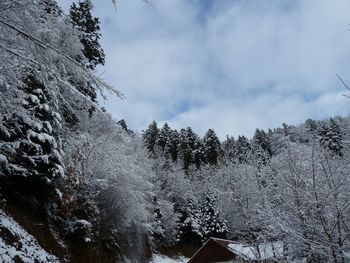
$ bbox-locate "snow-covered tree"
[142,121,159,157]
[177,198,202,245]
[200,193,229,242]
[263,141,350,262]
[318,118,343,157]
[0,74,64,202]
[253,129,272,157]
[236,135,251,163]
[222,136,238,164]
[156,123,171,151]
[39,0,63,18]
[202,129,222,166]
[149,196,165,246]
[70,0,105,70]
[166,129,180,162]
[178,127,202,170]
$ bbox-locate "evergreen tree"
[202,129,222,166]
[142,121,159,156]
[70,0,105,70]
[253,129,272,157]
[0,75,63,201]
[178,128,202,170]
[69,0,105,102]
[252,144,270,167]
[192,139,204,169]
[236,135,251,163]
[39,0,62,17]
[222,136,238,164]
[305,119,318,133]
[166,129,180,162]
[117,119,132,134]
[150,196,165,246]
[156,123,172,152]
[252,129,272,166]
[200,193,228,242]
[177,198,202,245]
[318,118,343,157]
[39,0,63,19]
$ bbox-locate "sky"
[57,0,350,139]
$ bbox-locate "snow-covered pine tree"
[318,118,343,157]
[253,129,272,157]
[252,129,272,167]
[0,74,63,201]
[69,0,105,103]
[156,123,172,152]
[222,136,238,164]
[117,119,133,134]
[177,198,202,245]
[166,129,179,162]
[150,196,165,246]
[70,0,105,70]
[142,121,159,157]
[305,118,318,133]
[200,193,228,242]
[236,135,251,163]
[192,138,204,169]
[39,0,63,18]
[252,144,270,167]
[202,129,222,166]
[178,127,202,170]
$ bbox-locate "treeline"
[142,117,349,262]
[142,117,343,170]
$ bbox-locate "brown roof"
[188,238,238,263]
[188,238,285,263]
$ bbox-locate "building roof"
[188,237,284,263]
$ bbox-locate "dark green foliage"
[142,121,159,156]
[318,118,343,157]
[69,0,105,102]
[0,75,63,202]
[177,199,202,246]
[167,129,180,162]
[70,0,105,70]
[39,0,62,17]
[157,123,172,151]
[178,128,202,170]
[253,129,272,157]
[236,135,251,163]
[117,119,133,134]
[202,129,222,166]
[252,129,272,166]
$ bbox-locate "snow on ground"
[150,254,189,263]
[228,241,283,261]
[0,209,60,263]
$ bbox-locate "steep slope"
[0,209,59,263]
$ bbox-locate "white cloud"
[58,0,350,139]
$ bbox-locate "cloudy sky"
[58,0,350,139]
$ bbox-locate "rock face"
[0,209,59,263]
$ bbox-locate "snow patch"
[150,254,189,263]
[228,241,284,261]
[0,209,60,262]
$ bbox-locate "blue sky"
[58,0,350,139]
